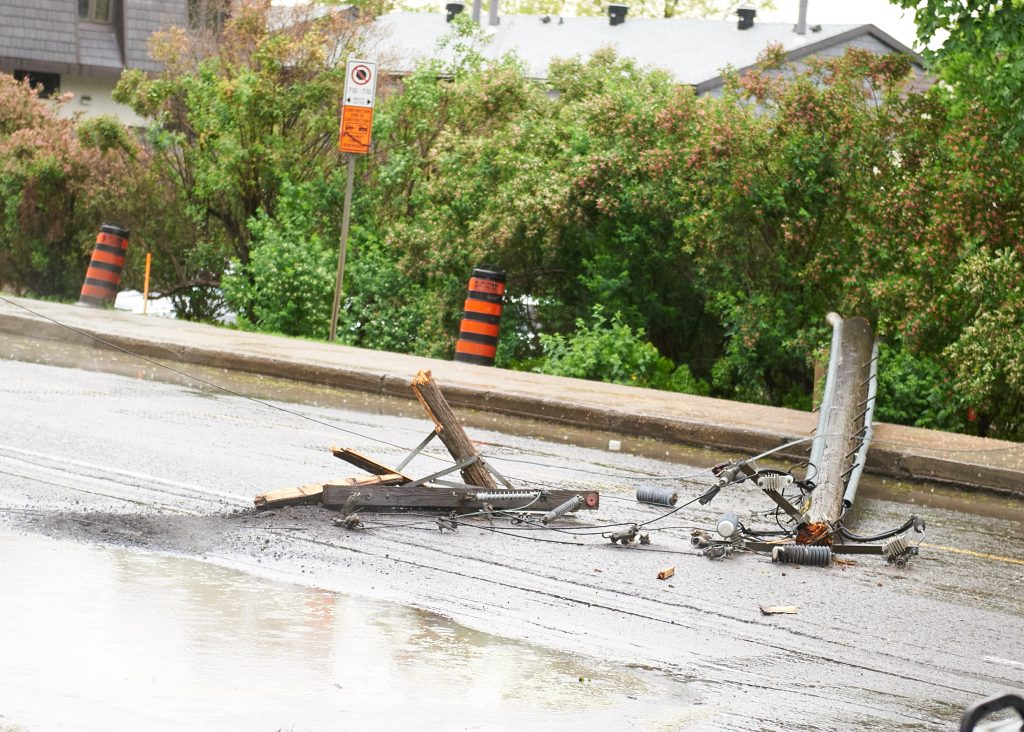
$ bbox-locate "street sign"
[331,58,379,341]
[339,58,377,155]
[344,59,377,107]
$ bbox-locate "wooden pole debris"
[410,370,497,490]
[254,483,324,510]
[324,473,407,489]
[255,474,405,511]
[330,447,412,483]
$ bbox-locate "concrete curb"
[2,295,1022,495]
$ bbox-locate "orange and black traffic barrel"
[78,223,130,308]
[454,266,505,366]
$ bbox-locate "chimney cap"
[446,2,465,22]
[608,3,628,25]
[736,5,756,30]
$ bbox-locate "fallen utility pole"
[253,370,599,519]
[807,315,875,527]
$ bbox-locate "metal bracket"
[762,488,807,526]
[396,431,438,472]
[401,454,481,489]
[479,458,515,490]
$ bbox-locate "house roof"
[0,0,187,77]
[371,11,923,89]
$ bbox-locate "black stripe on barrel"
[454,265,505,366]
[79,223,129,308]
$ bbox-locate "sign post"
[330,59,378,342]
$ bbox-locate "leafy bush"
[875,342,963,432]
[535,305,708,394]
[222,178,339,337]
[0,74,142,297]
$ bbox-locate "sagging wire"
[0,295,723,488]
[0,295,451,461]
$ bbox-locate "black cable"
[636,485,719,528]
[837,516,920,543]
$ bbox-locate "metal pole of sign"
[329,152,356,342]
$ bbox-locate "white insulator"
[757,474,794,492]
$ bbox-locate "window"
[13,70,61,99]
[79,0,113,23]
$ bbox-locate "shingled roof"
[0,0,187,77]
[372,11,923,91]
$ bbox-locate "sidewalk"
[2,295,1022,495]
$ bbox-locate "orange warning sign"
[339,105,373,154]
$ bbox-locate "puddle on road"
[0,531,693,732]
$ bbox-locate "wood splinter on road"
[254,483,324,510]
[657,566,675,580]
[759,605,799,615]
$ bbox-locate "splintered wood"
[411,370,497,490]
[254,483,324,510]
[331,447,412,482]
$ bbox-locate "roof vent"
[608,4,628,26]
[446,2,464,22]
[736,5,756,30]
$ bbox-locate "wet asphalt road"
[2,333,1023,730]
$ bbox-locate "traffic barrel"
[454,265,505,366]
[78,223,129,307]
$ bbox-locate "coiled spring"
[542,495,584,525]
[473,491,542,503]
[636,486,678,507]
[771,545,833,567]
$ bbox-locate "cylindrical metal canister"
[454,265,505,366]
[78,223,129,307]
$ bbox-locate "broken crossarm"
[322,484,599,512]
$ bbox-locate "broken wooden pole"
[410,370,498,490]
[807,316,874,527]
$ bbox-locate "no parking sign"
[339,59,377,154]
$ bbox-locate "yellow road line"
[921,543,1024,566]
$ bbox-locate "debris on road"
[254,370,600,519]
[657,566,675,580]
[760,606,799,615]
[251,326,926,571]
[253,483,324,510]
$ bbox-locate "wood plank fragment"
[657,566,675,580]
[759,605,799,615]
[330,447,411,482]
[323,485,599,512]
[323,473,407,489]
[254,483,323,510]
[410,370,498,490]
